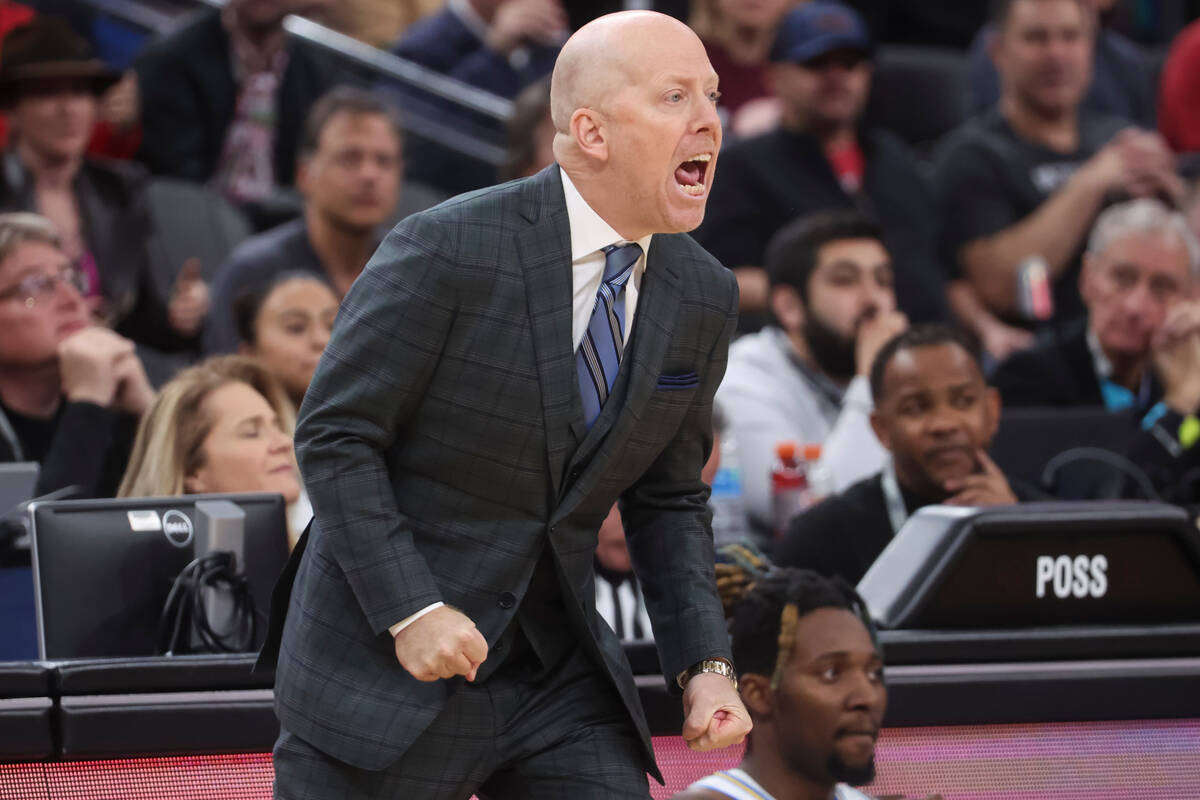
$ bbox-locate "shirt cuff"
[388,602,445,638]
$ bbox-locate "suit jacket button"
[498,592,516,609]
[569,467,581,480]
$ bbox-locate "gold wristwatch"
[676,657,737,691]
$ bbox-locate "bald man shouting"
[262,10,751,799]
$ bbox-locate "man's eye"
[667,92,683,103]
[708,90,722,103]
[821,666,839,681]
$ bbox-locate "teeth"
[689,153,712,162]
[679,184,706,195]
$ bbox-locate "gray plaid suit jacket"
[266,166,739,776]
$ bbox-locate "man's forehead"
[788,607,876,664]
[884,345,982,393]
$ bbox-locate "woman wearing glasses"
[0,212,152,499]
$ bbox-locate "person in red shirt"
[1158,18,1200,154]
[690,0,794,138]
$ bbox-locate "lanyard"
[880,460,909,536]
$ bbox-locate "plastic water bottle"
[710,431,753,548]
[771,441,809,540]
[802,443,834,505]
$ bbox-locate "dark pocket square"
[656,372,699,390]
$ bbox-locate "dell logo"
[1036,555,1107,599]
[162,510,194,548]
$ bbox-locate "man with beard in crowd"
[715,211,907,536]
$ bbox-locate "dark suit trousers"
[273,646,650,800]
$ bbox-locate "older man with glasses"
[0,212,152,499]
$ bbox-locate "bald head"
[550,11,704,132]
[548,10,720,240]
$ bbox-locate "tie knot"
[601,242,642,287]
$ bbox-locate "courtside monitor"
[29,493,289,659]
[858,501,1200,630]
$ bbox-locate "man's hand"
[1082,129,1183,205]
[485,0,567,54]
[978,319,1035,363]
[943,449,1018,506]
[1153,300,1200,415]
[168,259,210,339]
[58,327,136,408]
[393,605,489,682]
[855,310,908,376]
[99,71,140,132]
[111,347,155,416]
[680,671,752,752]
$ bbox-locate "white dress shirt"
[389,169,653,637]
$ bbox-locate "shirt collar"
[1085,327,1114,380]
[560,167,653,262]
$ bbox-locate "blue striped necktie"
[576,242,642,428]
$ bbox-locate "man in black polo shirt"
[935,0,1181,362]
[777,325,1024,584]
[693,1,944,331]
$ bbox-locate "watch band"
[676,657,737,691]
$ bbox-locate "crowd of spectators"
[3,0,1200,765]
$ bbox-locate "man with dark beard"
[777,325,1025,585]
[715,211,907,537]
[670,568,886,800]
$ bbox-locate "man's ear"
[770,285,805,333]
[984,386,1002,441]
[870,408,892,452]
[1079,252,1096,304]
[739,673,774,718]
[570,108,608,162]
[295,158,312,196]
[986,26,1003,71]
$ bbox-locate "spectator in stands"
[1158,18,1200,154]
[967,0,1155,128]
[593,444,721,641]
[594,503,654,641]
[388,0,566,195]
[689,0,792,138]
[233,273,338,407]
[0,18,209,349]
[118,354,309,546]
[992,199,1198,411]
[716,212,906,536]
[499,79,554,180]
[671,568,884,800]
[135,0,344,210]
[694,1,945,332]
[989,199,1200,502]
[777,325,1027,584]
[0,213,152,499]
[936,0,1181,362]
[203,88,402,354]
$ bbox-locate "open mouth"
[674,153,712,196]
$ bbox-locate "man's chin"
[828,754,876,787]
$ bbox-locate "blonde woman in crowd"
[118,355,310,548]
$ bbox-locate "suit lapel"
[516,168,577,501]
[554,236,685,521]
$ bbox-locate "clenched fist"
[393,605,489,682]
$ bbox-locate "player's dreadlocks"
[717,543,877,689]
